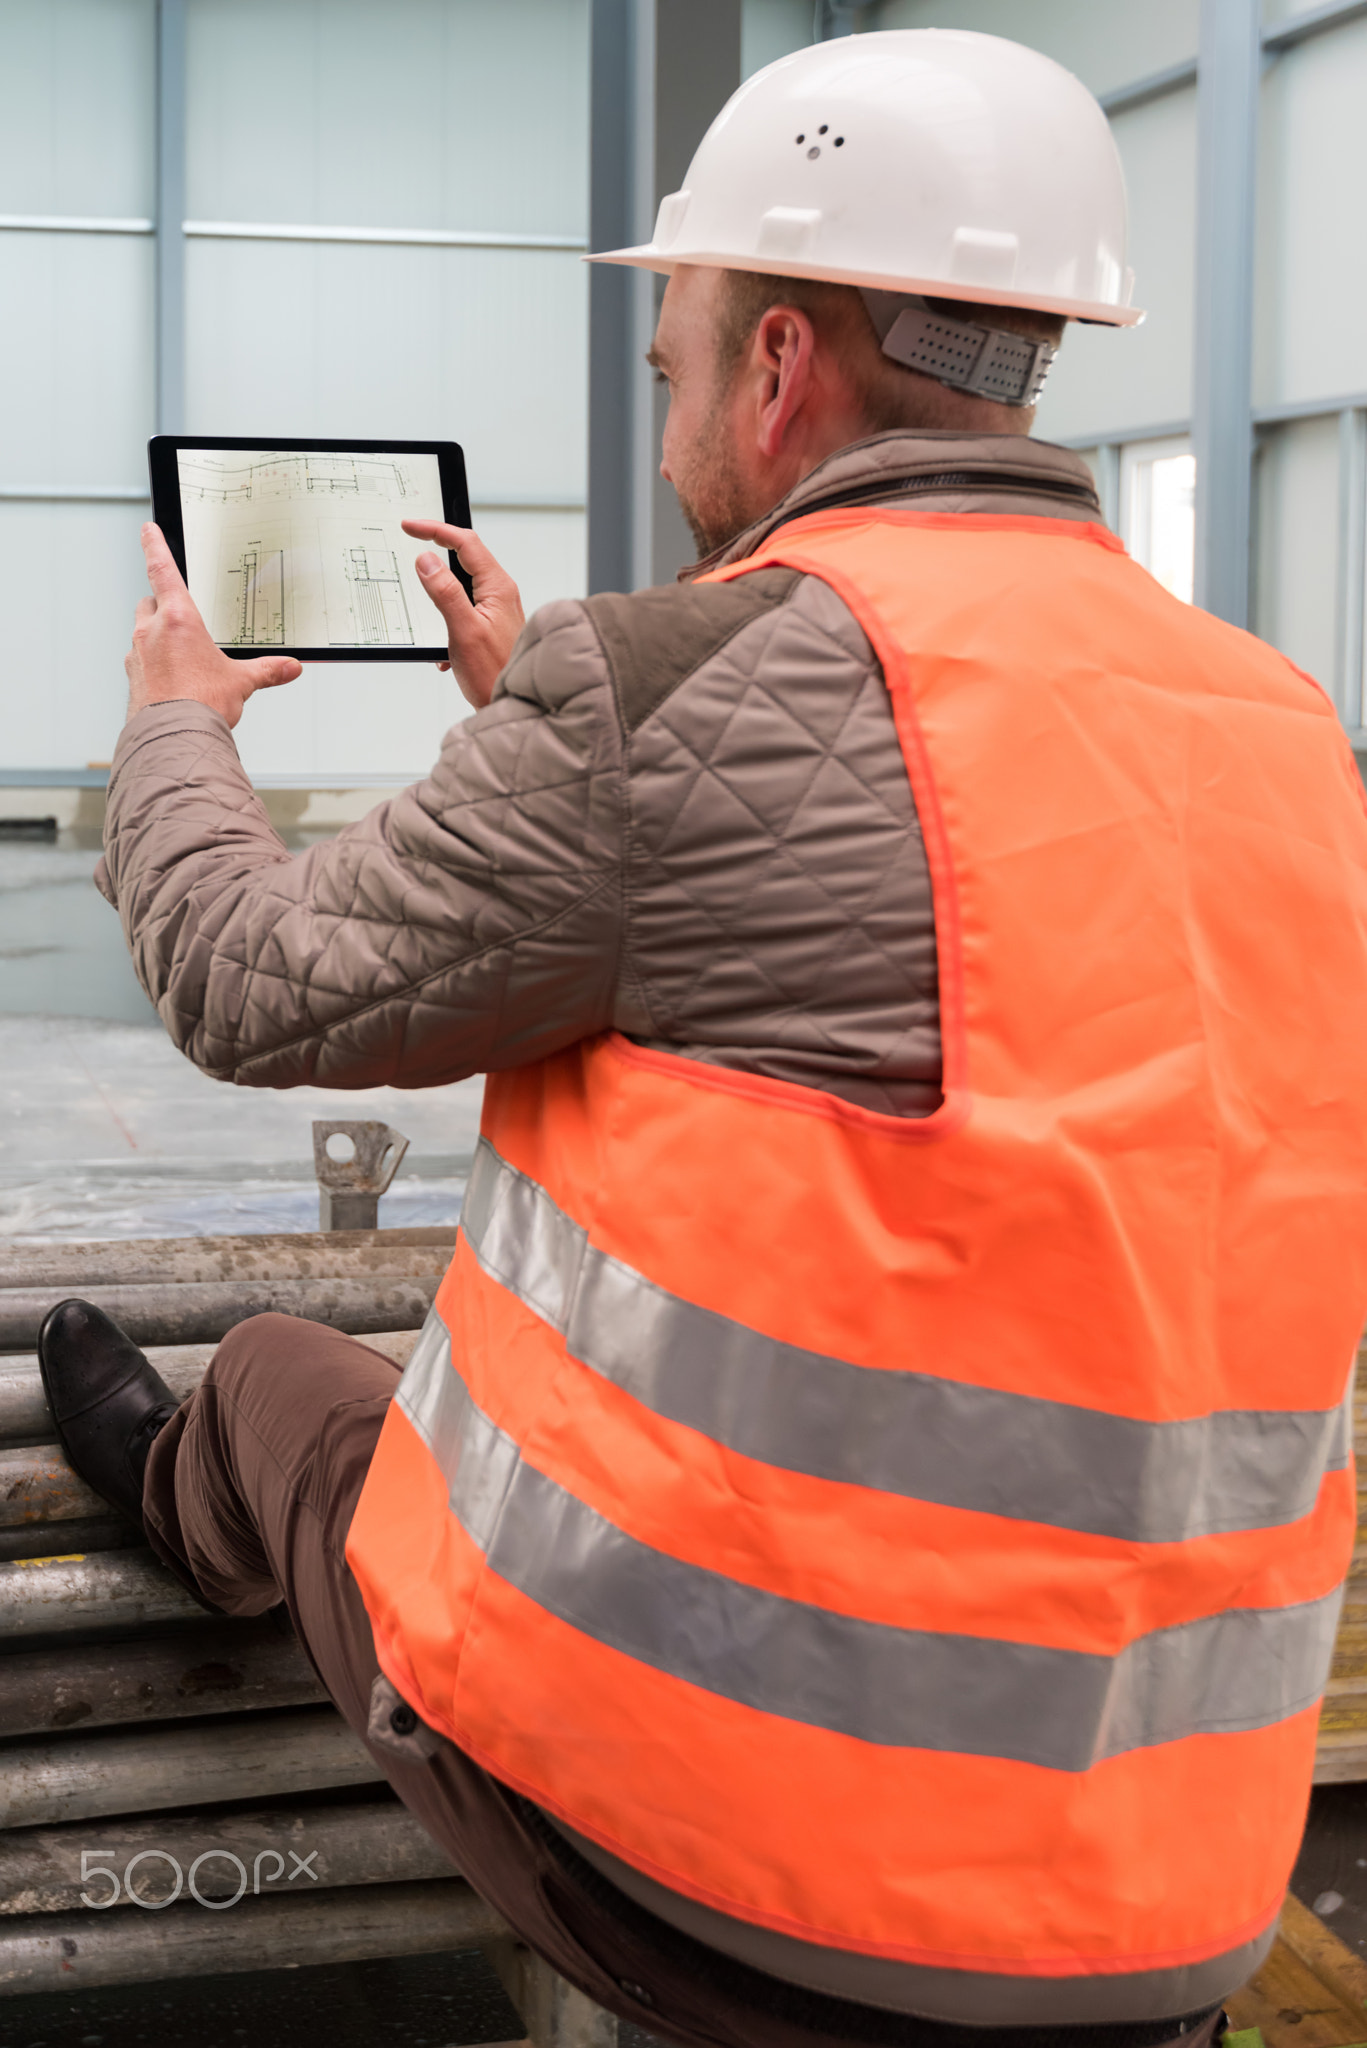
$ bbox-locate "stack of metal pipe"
[0,1226,539,2007]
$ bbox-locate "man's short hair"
[713,269,1066,427]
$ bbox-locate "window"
[1120,437,1197,604]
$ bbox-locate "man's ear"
[752,306,818,462]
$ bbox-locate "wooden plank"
[1280,1890,1367,2021]
[1319,1676,1367,1738]
[1226,1896,1367,2048]
[1313,1735,1367,1785]
[1318,1354,1367,1775]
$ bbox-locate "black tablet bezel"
[147,435,473,661]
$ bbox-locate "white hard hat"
[591,29,1140,329]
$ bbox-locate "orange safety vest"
[348,511,1367,2020]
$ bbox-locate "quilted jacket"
[97,432,1102,1113]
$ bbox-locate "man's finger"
[401,519,472,549]
[140,523,189,600]
[444,528,512,597]
[404,523,514,604]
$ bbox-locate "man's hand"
[124,524,302,728]
[402,521,525,709]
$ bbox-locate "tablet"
[147,436,472,661]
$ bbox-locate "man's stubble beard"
[670,391,761,562]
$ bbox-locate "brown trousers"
[142,1314,1224,2048]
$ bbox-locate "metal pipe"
[0,1622,325,1740]
[0,1330,419,1445]
[0,1879,506,1995]
[0,1277,437,1352]
[1099,57,1199,116]
[183,219,585,250]
[0,1231,454,1291]
[0,1518,138,1565]
[0,212,156,234]
[0,1706,380,1830]
[0,1446,106,1526]
[0,1795,454,1913]
[0,1352,212,1444]
[1261,0,1367,54]
[0,1549,209,1638]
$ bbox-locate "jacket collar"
[681,432,1103,581]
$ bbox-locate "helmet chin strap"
[859,290,1057,409]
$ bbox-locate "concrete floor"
[0,834,482,1241]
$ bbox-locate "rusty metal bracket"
[311,1122,409,1233]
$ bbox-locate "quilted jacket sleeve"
[96,600,625,1088]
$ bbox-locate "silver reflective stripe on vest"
[555,1814,1278,2026]
[459,1138,1353,1546]
[395,1311,1344,1770]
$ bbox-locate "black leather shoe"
[37,1298,180,1528]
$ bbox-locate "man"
[40,30,1367,2047]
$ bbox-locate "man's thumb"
[415,551,469,615]
[241,656,303,691]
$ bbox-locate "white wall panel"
[186,0,588,238]
[0,232,154,487]
[183,241,586,503]
[741,0,813,78]
[0,0,154,219]
[1033,89,1196,444]
[1252,416,1339,696]
[231,510,585,783]
[0,501,146,770]
[864,0,1198,99]
[227,660,457,787]
[1254,19,1367,410]
[475,508,587,615]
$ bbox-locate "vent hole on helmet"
[835,136,845,147]
[807,145,820,159]
[818,125,828,135]
[795,133,805,144]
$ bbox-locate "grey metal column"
[646,0,742,583]
[156,0,187,434]
[1192,0,1260,627]
[1337,407,1367,731]
[587,0,742,592]
[814,1,869,37]
[588,0,638,595]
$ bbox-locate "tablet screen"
[176,446,447,652]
